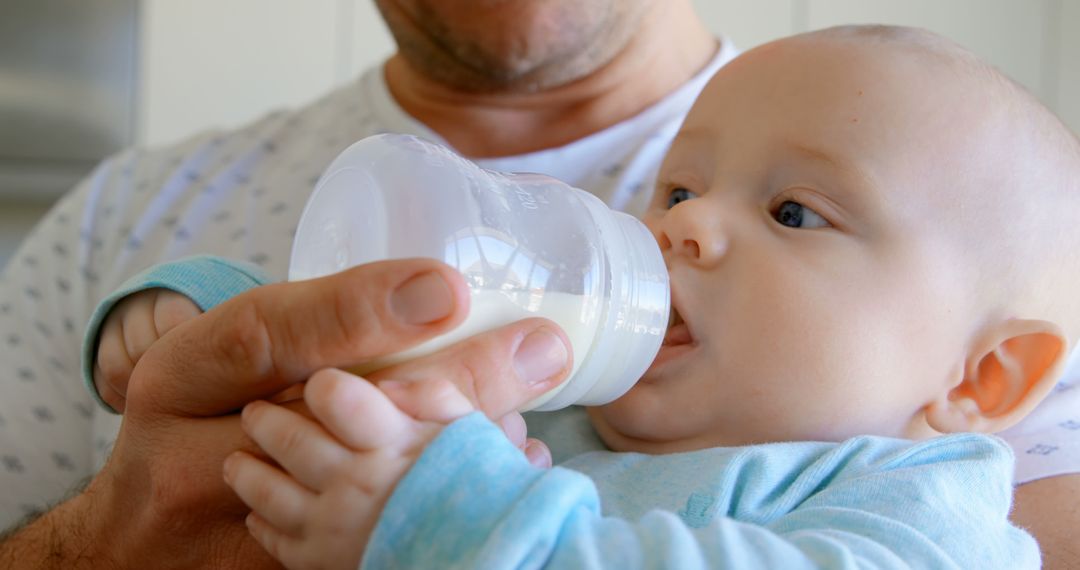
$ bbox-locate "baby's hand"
[223,317,567,569]
[223,370,492,570]
[93,288,202,412]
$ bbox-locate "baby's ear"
[926,319,1066,434]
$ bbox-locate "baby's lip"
[663,299,695,347]
[663,322,693,346]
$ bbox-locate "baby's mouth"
[663,305,694,347]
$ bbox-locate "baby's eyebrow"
[786,142,876,191]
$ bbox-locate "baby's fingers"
[224,451,313,536]
[524,438,552,469]
[244,513,310,570]
[151,289,203,337]
[303,369,420,450]
[496,414,552,468]
[94,313,135,413]
[118,290,165,366]
[241,400,352,491]
[93,289,202,413]
[114,288,197,369]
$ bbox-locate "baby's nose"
[654,204,727,267]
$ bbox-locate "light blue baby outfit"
[365,413,1037,569]
[82,256,1041,569]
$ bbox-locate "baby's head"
[589,25,1080,453]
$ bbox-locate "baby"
[85,25,1080,568]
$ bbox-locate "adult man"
[0,1,1076,567]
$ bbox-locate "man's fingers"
[378,378,476,423]
[119,399,316,522]
[304,369,418,449]
[368,318,572,420]
[245,513,306,570]
[113,413,266,522]
[131,259,469,417]
[267,383,306,404]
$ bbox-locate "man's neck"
[383,2,717,158]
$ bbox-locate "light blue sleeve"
[80,255,270,412]
[363,413,1040,569]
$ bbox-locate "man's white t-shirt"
[0,39,1076,528]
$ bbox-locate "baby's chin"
[585,400,715,454]
[585,405,654,453]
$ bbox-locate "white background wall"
[2,0,1078,266]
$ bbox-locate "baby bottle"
[288,134,669,411]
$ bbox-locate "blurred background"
[2,0,1078,266]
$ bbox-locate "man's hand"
[0,259,567,569]
[1011,474,1080,569]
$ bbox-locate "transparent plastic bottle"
[289,134,670,411]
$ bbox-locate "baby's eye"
[666,187,698,209]
[773,200,830,229]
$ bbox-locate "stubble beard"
[376,0,649,94]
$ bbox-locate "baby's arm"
[92,289,201,412]
[230,375,1041,570]
[363,424,1040,569]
